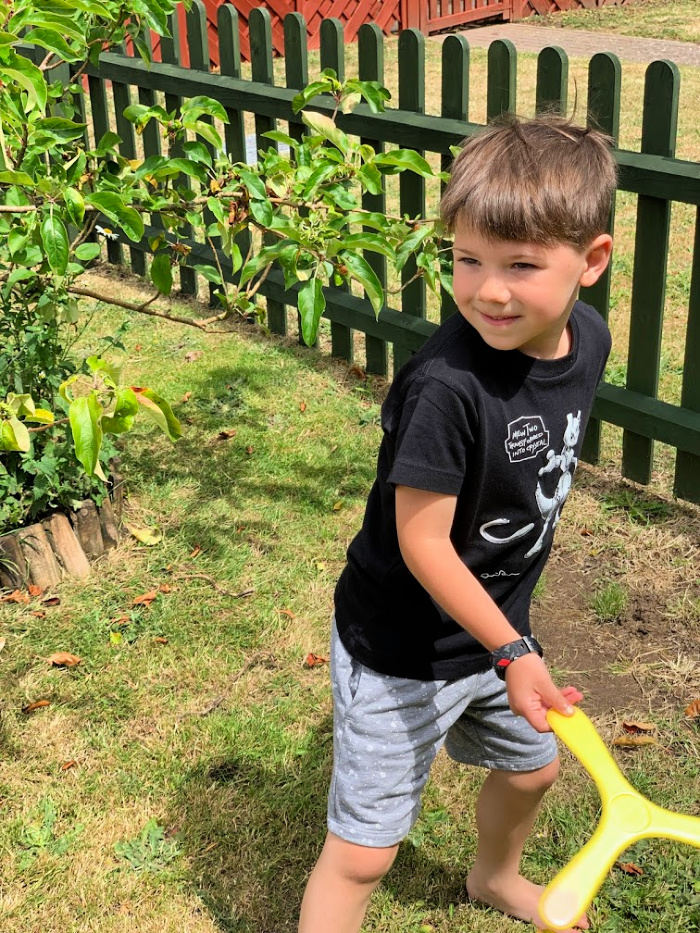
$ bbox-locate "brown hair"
[440,114,618,249]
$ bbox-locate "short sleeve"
[387,377,475,495]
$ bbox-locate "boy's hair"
[440,114,618,249]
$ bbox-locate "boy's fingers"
[561,685,584,705]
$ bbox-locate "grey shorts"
[328,619,558,848]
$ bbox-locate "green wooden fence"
[78,2,700,504]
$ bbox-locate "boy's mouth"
[478,311,519,327]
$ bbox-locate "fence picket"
[250,7,285,335]
[440,34,469,324]
[580,52,621,464]
[86,71,117,261]
[535,46,568,115]
[674,211,700,500]
[622,60,680,485]
[487,39,517,121]
[359,22,389,376]
[396,28,427,371]
[320,17,354,362]
[160,13,197,296]
[111,45,137,268]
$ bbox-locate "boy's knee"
[495,756,560,795]
[324,834,399,886]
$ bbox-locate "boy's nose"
[475,274,510,305]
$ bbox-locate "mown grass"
[2,12,700,932]
[531,0,700,46]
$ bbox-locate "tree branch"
[67,285,230,332]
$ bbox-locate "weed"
[16,798,83,870]
[114,819,180,873]
[601,489,674,525]
[591,581,629,622]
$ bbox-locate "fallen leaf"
[0,589,29,604]
[154,637,168,645]
[184,350,203,363]
[684,699,700,719]
[622,720,657,734]
[125,523,163,546]
[0,637,6,652]
[189,546,202,559]
[22,699,50,713]
[279,609,295,619]
[110,631,123,645]
[111,614,131,626]
[304,653,328,668]
[216,428,237,440]
[31,611,46,619]
[246,446,254,455]
[158,584,172,594]
[299,401,307,412]
[332,500,344,511]
[616,861,644,876]
[61,760,77,771]
[28,584,43,597]
[42,596,61,607]
[46,652,82,667]
[181,391,193,403]
[580,527,594,537]
[348,364,367,380]
[134,343,142,351]
[612,734,657,747]
[133,590,158,607]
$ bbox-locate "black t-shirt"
[335,301,611,680]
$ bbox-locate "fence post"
[440,34,469,324]
[622,60,680,485]
[535,46,568,115]
[359,22,389,376]
[395,28,427,372]
[487,39,517,121]
[580,52,621,465]
[249,6,286,335]
[674,215,700,501]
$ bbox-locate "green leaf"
[167,158,207,182]
[101,387,139,435]
[68,394,103,476]
[41,215,69,274]
[0,417,31,452]
[74,242,101,261]
[339,233,395,260]
[339,251,384,317]
[192,264,222,285]
[261,130,298,149]
[134,389,181,441]
[301,111,349,154]
[249,199,273,227]
[1,53,47,111]
[95,130,122,151]
[298,276,325,347]
[182,140,213,166]
[124,524,162,546]
[150,251,173,295]
[190,120,221,150]
[85,192,144,242]
[23,27,81,61]
[395,225,433,273]
[0,170,35,185]
[181,95,229,124]
[64,187,85,226]
[238,169,267,201]
[374,150,435,177]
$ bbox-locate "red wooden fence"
[154,0,630,66]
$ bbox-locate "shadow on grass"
[173,714,468,933]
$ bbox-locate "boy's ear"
[579,234,613,288]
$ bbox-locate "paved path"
[441,23,700,67]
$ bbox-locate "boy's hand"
[504,653,583,733]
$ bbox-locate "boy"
[299,115,617,933]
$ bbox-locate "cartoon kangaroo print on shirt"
[480,411,582,559]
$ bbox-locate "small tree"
[0,0,450,533]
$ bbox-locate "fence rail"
[78,3,700,503]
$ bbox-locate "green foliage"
[591,580,628,623]
[17,798,83,870]
[114,819,180,872]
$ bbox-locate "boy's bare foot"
[466,872,589,932]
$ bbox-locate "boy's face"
[451,225,612,360]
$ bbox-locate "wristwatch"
[490,636,543,680]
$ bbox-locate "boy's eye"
[458,256,479,266]
[513,262,536,270]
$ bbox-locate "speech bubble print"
[504,416,550,464]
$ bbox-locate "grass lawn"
[2,9,700,932]
[530,0,700,45]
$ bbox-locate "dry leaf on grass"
[0,637,6,652]
[684,699,700,719]
[299,401,307,412]
[184,350,203,363]
[622,720,657,734]
[616,861,644,876]
[304,653,328,668]
[46,652,82,667]
[28,584,43,597]
[181,391,192,403]
[61,760,77,771]
[189,546,202,559]
[125,524,162,546]
[43,596,60,607]
[348,364,367,380]
[132,590,158,607]
[22,699,51,713]
[279,608,295,619]
[0,590,29,604]
[216,428,237,440]
[154,637,168,645]
[612,734,657,747]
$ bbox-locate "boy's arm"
[395,484,580,733]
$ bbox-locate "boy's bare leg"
[299,832,399,933]
[466,758,589,932]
